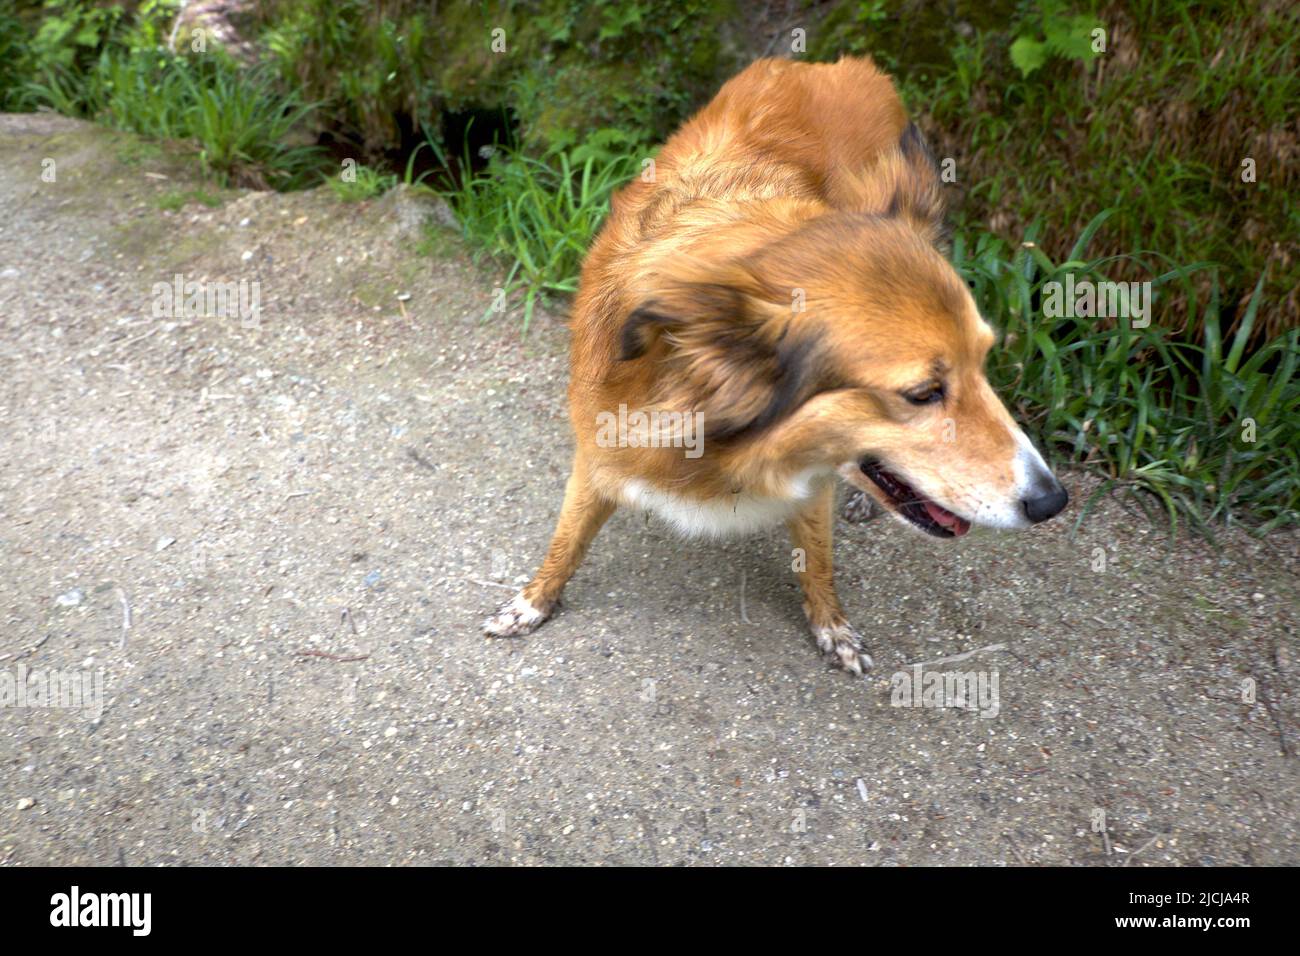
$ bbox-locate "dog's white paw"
[812,622,874,676]
[482,592,551,638]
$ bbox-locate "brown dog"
[483,56,1067,673]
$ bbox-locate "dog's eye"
[903,383,944,405]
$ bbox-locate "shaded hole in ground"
[311,104,518,191]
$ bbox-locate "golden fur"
[484,56,1067,673]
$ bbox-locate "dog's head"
[620,132,1066,536]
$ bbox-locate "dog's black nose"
[1022,480,1069,523]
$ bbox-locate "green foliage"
[957,211,1297,535]
[1008,0,1102,77]
[882,0,1297,338]
[7,1,321,187]
[816,0,891,61]
[326,162,397,201]
[176,59,323,187]
[3,0,176,77]
[1,0,181,109]
[93,50,191,137]
[0,4,31,109]
[20,39,323,189]
[432,132,637,331]
[26,0,126,71]
[256,0,739,157]
[260,0,443,154]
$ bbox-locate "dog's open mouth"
[858,458,971,538]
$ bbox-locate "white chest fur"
[620,469,827,539]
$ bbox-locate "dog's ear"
[892,123,946,228]
[618,261,770,361]
[618,264,838,441]
[856,122,948,246]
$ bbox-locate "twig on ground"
[1257,671,1292,758]
[909,643,1008,668]
[1122,833,1163,867]
[116,588,131,649]
[110,324,161,355]
[406,447,439,473]
[294,649,370,662]
[465,577,515,592]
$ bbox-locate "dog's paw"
[812,622,874,676]
[482,592,552,638]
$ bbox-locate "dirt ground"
[1,114,1296,866]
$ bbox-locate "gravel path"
[1,114,1296,866]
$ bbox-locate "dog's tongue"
[924,501,972,537]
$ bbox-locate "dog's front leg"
[482,454,615,637]
[787,484,873,675]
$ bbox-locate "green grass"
[433,139,638,330]
[957,211,1297,538]
[0,3,34,111]
[24,49,324,189]
[325,162,397,201]
[177,59,323,188]
[883,0,1300,338]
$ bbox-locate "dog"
[483,56,1068,673]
